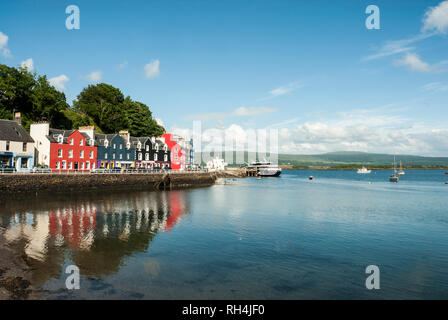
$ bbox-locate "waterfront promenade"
[0,169,246,196]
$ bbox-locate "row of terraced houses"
[0,113,194,172]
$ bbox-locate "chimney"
[119,130,130,142]
[78,126,95,140]
[14,112,22,125]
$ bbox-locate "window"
[58,149,63,157]
[155,144,159,152]
[22,143,27,152]
[146,145,149,151]
[104,140,109,148]
[164,145,168,152]
[58,135,63,144]
[80,150,84,158]
[119,154,122,160]
[69,162,73,170]
[120,144,122,149]
[137,142,141,150]
[145,154,149,161]
[62,161,67,169]
[69,150,73,158]
[80,139,84,146]
[175,154,178,160]
[56,161,60,169]
[81,162,85,170]
[6,141,10,151]
[154,154,158,161]
[164,154,168,162]
[86,161,90,169]
[112,153,115,159]
[70,138,74,145]
[113,144,116,149]
[90,139,94,146]
[90,151,94,159]
[127,153,130,160]
[105,153,108,159]
[126,142,130,149]
[138,153,142,160]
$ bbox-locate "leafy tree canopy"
[1,65,165,136]
[0,64,70,130]
[75,83,165,136]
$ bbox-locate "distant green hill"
[196,151,448,168]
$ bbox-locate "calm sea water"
[1,170,447,299]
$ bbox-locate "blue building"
[95,131,135,169]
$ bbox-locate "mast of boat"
[393,155,397,174]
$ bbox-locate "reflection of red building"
[162,133,185,171]
[165,191,186,232]
[49,205,97,249]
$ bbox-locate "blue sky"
[1,0,448,155]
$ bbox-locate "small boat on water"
[247,160,282,177]
[389,156,399,183]
[397,161,405,175]
[309,176,314,180]
[389,174,399,182]
[357,167,371,174]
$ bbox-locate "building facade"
[48,129,97,171]
[96,133,134,169]
[30,123,97,171]
[0,116,35,172]
[163,133,185,170]
[153,137,171,168]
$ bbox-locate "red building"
[48,129,97,171]
[162,133,185,171]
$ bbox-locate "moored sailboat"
[389,156,399,182]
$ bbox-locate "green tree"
[123,96,165,137]
[0,64,71,130]
[75,83,128,133]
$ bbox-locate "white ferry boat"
[248,161,282,177]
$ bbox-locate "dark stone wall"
[0,172,217,195]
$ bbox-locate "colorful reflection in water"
[0,190,188,288]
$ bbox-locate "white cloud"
[20,58,34,71]
[395,53,432,72]
[0,31,11,57]
[144,59,160,79]
[185,106,276,121]
[362,33,433,61]
[259,81,302,101]
[119,61,128,69]
[49,74,69,91]
[155,118,164,126]
[421,81,448,92]
[86,70,102,83]
[172,107,448,157]
[422,0,448,34]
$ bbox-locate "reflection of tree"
[0,190,188,286]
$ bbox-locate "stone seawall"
[0,172,218,195]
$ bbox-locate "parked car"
[90,168,107,173]
[0,164,16,173]
[109,167,122,173]
[32,167,52,173]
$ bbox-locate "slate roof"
[95,133,117,147]
[46,129,75,143]
[0,119,34,143]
